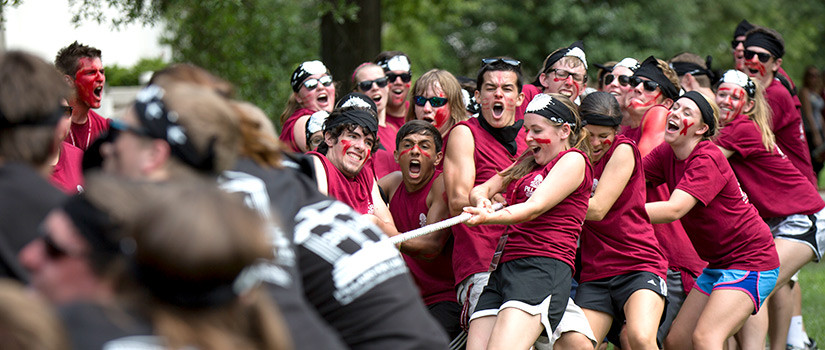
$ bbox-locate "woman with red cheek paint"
[643,91,779,350]
[406,69,468,141]
[577,92,667,350]
[713,70,825,350]
[463,93,598,350]
[279,60,337,153]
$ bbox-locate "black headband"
[633,56,679,100]
[525,94,578,129]
[133,85,217,173]
[62,194,120,255]
[290,60,329,92]
[734,19,754,38]
[677,91,715,136]
[744,31,784,59]
[325,108,378,135]
[533,41,587,86]
[133,261,240,308]
[582,113,621,127]
[335,92,378,114]
[0,104,64,129]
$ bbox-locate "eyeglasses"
[629,76,661,92]
[413,96,448,108]
[387,72,412,83]
[109,119,151,139]
[730,39,744,49]
[481,58,521,67]
[603,74,631,86]
[743,49,772,63]
[357,76,389,91]
[550,69,586,83]
[302,75,333,90]
[62,105,73,117]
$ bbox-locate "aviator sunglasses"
[743,49,772,63]
[603,74,631,87]
[357,76,389,91]
[629,76,661,92]
[302,75,334,90]
[481,58,521,67]
[413,96,448,108]
[387,72,412,83]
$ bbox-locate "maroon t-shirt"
[389,172,456,306]
[308,151,376,215]
[449,117,527,284]
[715,115,824,218]
[386,101,408,130]
[644,141,780,271]
[515,83,542,121]
[766,79,817,186]
[622,122,706,279]
[501,148,592,270]
[279,108,315,153]
[581,136,667,282]
[50,142,84,194]
[67,110,108,151]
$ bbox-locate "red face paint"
[717,87,746,122]
[434,107,450,129]
[745,59,767,77]
[398,144,431,158]
[340,139,353,155]
[602,138,613,147]
[629,91,662,109]
[679,119,695,136]
[74,57,105,108]
[534,138,553,144]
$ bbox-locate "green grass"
[799,261,825,341]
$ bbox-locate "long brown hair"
[405,69,468,133]
[742,80,777,152]
[500,94,589,186]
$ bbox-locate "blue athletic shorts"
[694,267,778,314]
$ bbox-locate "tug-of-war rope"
[389,203,505,244]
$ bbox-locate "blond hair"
[405,69,468,132]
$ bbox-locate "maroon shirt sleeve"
[676,153,725,206]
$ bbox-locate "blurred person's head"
[0,51,70,171]
[406,69,467,136]
[602,58,639,109]
[100,83,240,180]
[0,279,69,350]
[732,19,755,72]
[279,60,335,126]
[669,52,715,92]
[54,41,105,111]
[475,57,524,128]
[743,26,785,87]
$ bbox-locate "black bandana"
[290,60,329,93]
[134,85,217,173]
[335,92,378,114]
[582,113,621,127]
[325,108,379,135]
[744,31,784,59]
[533,41,587,85]
[0,104,64,129]
[633,56,679,100]
[525,93,578,129]
[477,115,524,156]
[678,91,716,137]
[734,19,754,38]
[62,194,120,254]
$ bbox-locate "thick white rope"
[389,203,504,244]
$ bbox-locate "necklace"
[68,118,92,150]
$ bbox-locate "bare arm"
[444,125,476,215]
[800,89,822,146]
[465,152,585,226]
[401,174,452,259]
[644,189,698,224]
[716,144,735,158]
[311,155,328,195]
[377,171,403,203]
[637,106,668,157]
[367,180,401,237]
[292,114,312,153]
[586,144,634,221]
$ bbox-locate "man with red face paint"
[743,27,817,186]
[375,51,413,130]
[54,41,109,151]
[443,57,528,334]
[518,41,588,120]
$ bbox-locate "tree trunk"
[321,0,381,94]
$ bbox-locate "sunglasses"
[603,74,631,86]
[481,58,521,67]
[743,49,772,63]
[357,76,389,91]
[629,76,661,92]
[413,96,448,108]
[109,119,151,139]
[62,105,73,117]
[387,72,412,83]
[302,75,333,90]
[730,39,744,49]
[42,234,70,259]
